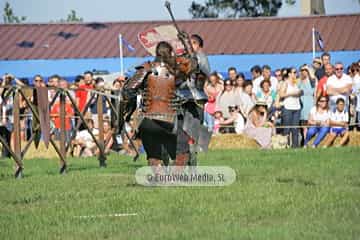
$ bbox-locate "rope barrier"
[219,122,359,129]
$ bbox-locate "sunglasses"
[335,68,343,71]
[34,79,42,82]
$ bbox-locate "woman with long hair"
[216,79,236,119]
[298,64,316,141]
[279,67,303,147]
[303,95,330,148]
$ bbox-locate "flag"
[315,30,324,51]
[119,35,135,52]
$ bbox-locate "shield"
[138,25,185,56]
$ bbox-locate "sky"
[1,0,359,23]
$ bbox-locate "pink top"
[205,88,220,115]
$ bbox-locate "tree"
[3,2,26,23]
[66,10,83,22]
[189,0,283,18]
[56,10,83,23]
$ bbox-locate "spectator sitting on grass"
[72,118,99,157]
[244,101,274,149]
[323,98,349,147]
[220,105,245,134]
[94,120,114,155]
[303,96,330,148]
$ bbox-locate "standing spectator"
[326,62,353,112]
[74,75,84,88]
[76,71,94,113]
[216,79,236,119]
[312,57,322,75]
[304,96,330,148]
[204,72,224,131]
[47,74,60,102]
[228,67,237,84]
[110,77,125,128]
[323,98,349,147]
[298,64,315,140]
[213,109,224,134]
[244,102,274,149]
[237,81,256,117]
[90,77,108,128]
[0,75,13,158]
[256,79,277,110]
[263,65,278,92]
[233,73,245,95]
[274,69,283,91]
[316,63,334,98]
[315,52,331,81]
[351,63,360,130]
[50,79,74,142]
[251,65,263,94]
[253,65,277,94]
[110,77,126,151]
[279,68,302,148]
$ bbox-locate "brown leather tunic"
[142,62,176,123]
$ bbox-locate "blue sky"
[1,0,359,23]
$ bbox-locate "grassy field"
[1,147,360,240]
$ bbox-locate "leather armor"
[142,62,177,123]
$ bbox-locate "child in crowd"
[323,98,349,147]
[213,109,224,134]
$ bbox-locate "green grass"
[1,147,360,240]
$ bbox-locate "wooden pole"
[19,89,67,169]
[65,91,106,167]
[59,91,67,166]
[13,88,22,170]
[97,93,105,165]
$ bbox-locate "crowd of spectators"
[204,53,360,149]
[0,52,359,157]
[0,71,135,158]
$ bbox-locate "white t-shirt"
[76,128,99,142]
[309,106,330,122]
[330,110,348,128]
[234,113,245,134]
[326,73,353,104]
[283,82,301,110]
